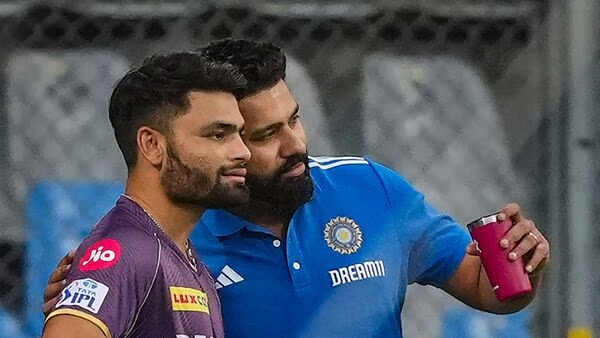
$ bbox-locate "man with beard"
[44,39,550,337]
[42,51,250,338]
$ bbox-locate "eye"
[212,131,226,141]
[263,130,277,139]
[252,129,276,142]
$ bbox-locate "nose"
[232,134,251,162]
[280,126,305,157]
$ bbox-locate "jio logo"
[79,238,122,271]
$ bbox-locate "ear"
[136,126,166,167]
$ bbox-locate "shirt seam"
[123,234,161,337]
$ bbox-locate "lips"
[223,168,247,177]
[282,162,306,178]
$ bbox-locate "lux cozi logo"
[170,286,210,314]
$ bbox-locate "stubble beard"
[161,144,249,209]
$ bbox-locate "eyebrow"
[202,121,244,134]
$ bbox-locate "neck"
[125,173,205,252]
[227,200,296,239]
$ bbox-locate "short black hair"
[198,38,286,98]
[109,51,246,170]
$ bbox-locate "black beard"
[244,153,313,213]
[161,144,249,208]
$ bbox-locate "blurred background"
[0,0,596,337]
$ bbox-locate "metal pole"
[544,0,569,336]
[567,0,598,336]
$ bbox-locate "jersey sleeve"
[46,228,160,337]
[367,159,472,288]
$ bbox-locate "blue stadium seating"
[24,181,124,337]
[442,307,531,338]
[0,305,26,338]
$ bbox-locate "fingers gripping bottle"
[467,213,532,301]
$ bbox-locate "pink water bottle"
[467,213,532,302]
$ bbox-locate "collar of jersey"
[201,209,257,237]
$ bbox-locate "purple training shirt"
[46,196,223,338]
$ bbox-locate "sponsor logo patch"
[170,287,210,314]
[328,260,386,287]
[324,216,363,254]
[79,238,122,271]
[56,278,109,314]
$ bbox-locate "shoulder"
[309,155,406,181]
[309,156,377,185]
[73,224,160,280]
[309,155,371,173]
[309,155,417,198]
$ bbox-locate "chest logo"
[170,286,210,314]
[324,216,363,254]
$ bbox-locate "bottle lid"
[467,212,499,231]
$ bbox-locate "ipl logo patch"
[324,216,363,254]
[56,278,109,314]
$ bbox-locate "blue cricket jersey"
[191,156,472,337]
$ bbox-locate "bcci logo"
[324,216,363,254]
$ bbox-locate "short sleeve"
[367,159,471,287]
[404,195,471,287]
[46,228,159,337]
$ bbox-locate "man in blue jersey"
[43,52,250,337]
[44,39,550,337]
